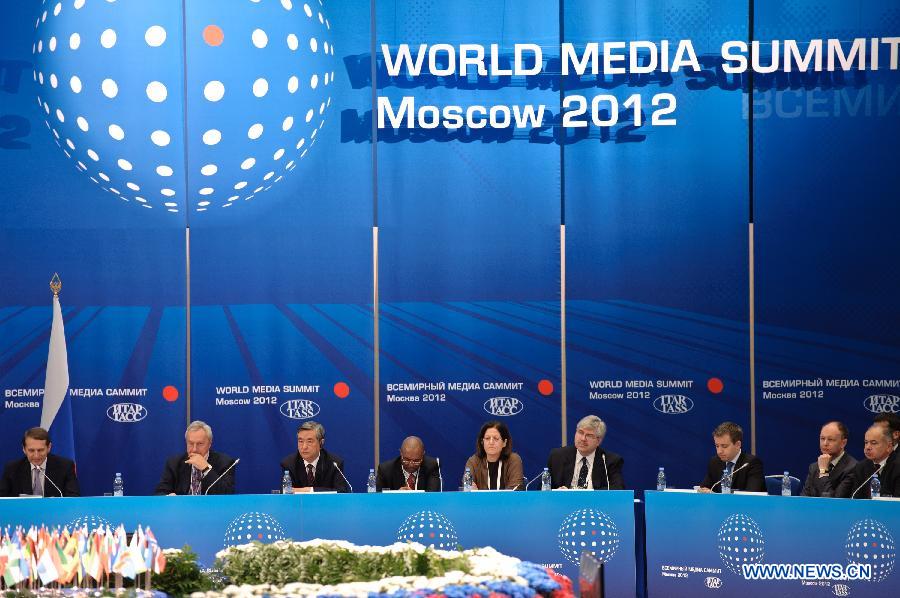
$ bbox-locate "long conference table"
[0,491,897,597]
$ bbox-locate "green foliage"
[217,542,472,586]
[151,545,218,596]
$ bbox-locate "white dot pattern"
[396,511,459,551]
[33,0,334,213]
[223,512,286,548]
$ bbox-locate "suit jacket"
[850,451,900,499]
[281,448,350,493]
[801,453,858,498]
[547,446,625,490]
[465,452,524,490]
[0,454,80,497]
[700,452,765,493]
[376,455,441,492]
[154,450,236,495]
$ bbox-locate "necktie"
[577,457,589,489]
[828,462,835,473]
[725,461,734,475]
[306,463,316,487]
[190,466,201,495]
[406,472,416,489]
[32,467,43,496]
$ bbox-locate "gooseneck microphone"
[709,462,748,492]
[204,458,240,495]
[42,471,64,497]
[851,463,885,499]
[332,461,353,493]
[602,453,610,490]
[436,457,443,492]
[524,470,545,491]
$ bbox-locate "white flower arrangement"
[197,540,567,598]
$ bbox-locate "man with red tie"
[280,421,350,493]
[376,436,441,492]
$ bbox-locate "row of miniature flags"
[0,524,165,587]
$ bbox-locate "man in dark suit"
[547,415,624,490]
[699,421,765,493]
[154,421,236,495]
[802,421,857,498]
[376,436,441,491]
[851,424,900,499]
[281,421,350,493]
[0,427,79,497]
[872,413,900,451]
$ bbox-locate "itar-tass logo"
[832,584,850,597]
[652,394,694,414]
[704,576,722,589]
[279,399,321,420]
[483,396,523,416]
[864,395,899,414]
[106,402,148,422]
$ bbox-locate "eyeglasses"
[401,458,423,465]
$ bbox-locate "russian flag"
[40,282,75,462]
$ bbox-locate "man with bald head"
[801,421,857,498]
[376,436,441,491]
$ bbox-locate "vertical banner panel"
[754,0,900,479]
[376,0,562,486]
[564,0,751,492]
[186,0,375,493]
[0,1,188,495]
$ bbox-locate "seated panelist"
[464,421,524,490]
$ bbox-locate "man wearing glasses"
[547,415,625,490]
[376,436,441,491]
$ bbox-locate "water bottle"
[781,471,791,496]
[720,470,732,495]
[541,467,551,491]
[367,468,377,493]
[281,470,293,494]
[657,467,666,491]
[871,474,881,498]
[462,467,473,492]
[113,473,124,497]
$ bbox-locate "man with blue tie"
[0,427,79,497]
[698,422,765,493]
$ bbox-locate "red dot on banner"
[707,378,724,394]
[538,379,554,396]
[742,536,748,542]
[257,533,263,539]
[203,25,224,46]
[872,542,878,547]
[162,386,179,402]
[591,530,597,536]
[429,532,435,538]
[334,382,350,399]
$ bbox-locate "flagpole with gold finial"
[50,273,62,296]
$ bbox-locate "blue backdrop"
[0,0,897,519]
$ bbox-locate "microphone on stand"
[42,471,64,497]
[524,470,545,491]
[851,463,885,499]
[602,453,610,490]
[709,462,748,492]
[332,461,354,493]
[436,457,443,492]
[204,458,240,495]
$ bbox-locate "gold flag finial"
[49,273,62,296]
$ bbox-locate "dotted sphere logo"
[67,514,113,532]
[557,509,620,565]
[717,513,765,575]
[33,0,336,215]
[396,510,459,551]
[223,511,286,548]
[845,519,896,583]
